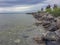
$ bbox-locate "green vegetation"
[27,4,60,17]
[45,4,60,17]
[52,7,60,17]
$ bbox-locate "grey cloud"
[0,0,45,7]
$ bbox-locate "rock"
[46,41,60,45]
[41,15,48,20]
[33,36,46,45]
[14,39,21,43]
[33,14,42,21]
[56,17,60,29]
[42,20,58,31]
[47,14,54,20]
[47,25,58,32]
[32,12,60,45]
[22,35,29,38]
[42,21,51,28]
[44,31,59,41]
[55,29,60,38]
[34,22,42,26]
[41,14,54,21]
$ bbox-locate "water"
[0,14,36,45]
[0,14,36,30]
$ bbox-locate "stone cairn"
[32,12,60,45]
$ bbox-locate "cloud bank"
[0,0,60,13]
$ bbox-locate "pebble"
[14,39,21,43]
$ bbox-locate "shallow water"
[0,14,36,45]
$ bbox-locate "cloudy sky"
[0,0,60,13]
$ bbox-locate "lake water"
[0,14,35,30]
[0,14,36,45]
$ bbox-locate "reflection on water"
[0,14,36,45]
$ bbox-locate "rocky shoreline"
[30,12,60,45]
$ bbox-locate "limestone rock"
[44,31,59,41]
[33,36,46,45]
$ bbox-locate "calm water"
[0,14,36,45]
[0,14,35,30]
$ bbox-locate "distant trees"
[41,8,44,11]
[45,4,60,17]
[46,5,51,9]
[45,5,52,14]
[36,4,60,17]
[53,4,58,9]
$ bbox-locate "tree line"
[41,4,60,17]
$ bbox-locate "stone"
[55,29,60,38]
[43,20,58,31]
[42,21,51,28]
[46,41,60,45]
[22,35,29,38]
[47,25,58,32]
[14,39,21,43]
[44,31,59,41]
[56,18,60,29]
[34,23,42,26]
[33,36,46,45]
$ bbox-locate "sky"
[0,0,60,13]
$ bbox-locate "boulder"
[44,31,59,41]
[41,14,54,21]
[55,29,60,38]
[42,20,58,31]
[42,21,51,28]
[56,17,60,29]
[47,24,58,32]
[33,36,46,45]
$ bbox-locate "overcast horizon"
[0,0,60,13]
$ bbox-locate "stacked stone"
[32,12,60,45]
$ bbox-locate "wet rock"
[33,14,42,21]
[34,23,42,26]
[22,35,29,38]
[14,39,21,43]
[46,41,60,45]
[33,36,46,45]
[44,31,59,41]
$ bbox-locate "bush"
[52,8,60,17]
[45,4,60,17]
